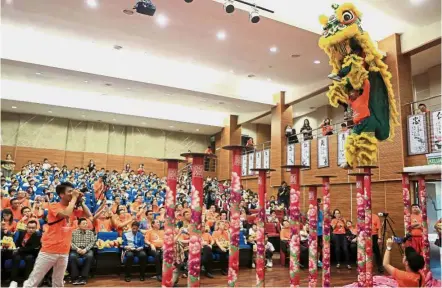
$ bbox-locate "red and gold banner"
[321,178,331,288]
[355,175,366,288]
[363,168,373,287]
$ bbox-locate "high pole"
[281,164,309,287]
[251,168,275,287]
[158,158,185,287]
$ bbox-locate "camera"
[378,212,389,217]
[134,0,156,16]
[393,233,412,244]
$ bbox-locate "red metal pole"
[363,168,372,288]
[160,159,180,287]
[186,155,205,287]
[227,147,243,287]
[255,170,268,287]
[355,174,366,288]
[401,173,412,234]
[418,176,431,278]
[289,167,301,287]
[308,186,318,288]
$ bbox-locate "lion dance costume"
[318,3,399,167]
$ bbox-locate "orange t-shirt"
[1,197,10,209]
[410,214,423,236]
[41,202,79,254]
[145,229,165,248]
[202,232,213,245]
[321,124,333,136]
[372,214,381,236]
[4,221,16,233]
[349,79,371,124]
[114,214,132,236]
[94,218,112,232]
[11,207,22,221]
[280,228,290,240]
[392,268,424,287]
[93,181,105,201]
[331,218,346,234]
[152,205,159,213]
[212,230,229,246]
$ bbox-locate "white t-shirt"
[265,241,275,252]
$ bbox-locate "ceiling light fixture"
[196,128,200,131]
[11,106,17,109]
[126,87,131,90]
[229,69,234,73]
[410,0,426,6]
[249,7,260,23]
[35,72,42,75]
[82,115,86,118]
[6,0,13,4]
[86,0,98,8]
[184,0,193,3]
[223,0,235,13]
[48,110,53,113]
[217,31,226,40]
[113,118,116,121]
[269,46,278,53]
[156,14,168,27]
[314,60,321,64]
[84,80,89,83]
[141,121,146,125]
[169,125,174,128]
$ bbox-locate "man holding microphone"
[24,182,92,288]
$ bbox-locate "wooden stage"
[70,266,363,287]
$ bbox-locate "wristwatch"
[386,247,392,251]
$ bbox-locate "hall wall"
[1,112,210,173]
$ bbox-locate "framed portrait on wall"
[286,143,295,171]
[300,141,311,170]
[317,136,329,168]
[241,154,247,176]
[248,152,255,176]
[337,131,350,166]
[407,114,429,155]
[430,110,441,152]
[263,148,270,169]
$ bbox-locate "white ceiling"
[411,43,442,75]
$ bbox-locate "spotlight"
[184,0,193,3]
[249,8,260,24]
[134,0,156,16]
[224,0,235,13]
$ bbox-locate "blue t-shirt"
[317,210,323,236]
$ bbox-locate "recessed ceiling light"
[267,78,272,82]
[11,106,17,109]
[141,122,146,125]
[112,118,116,121]
[84,80,89,83]
[156,14,168,27]
[217,31,226,40]
[169,125,174,128]
[48,110,52,113]
[86,0,98,8]
[269,46,278,53]
[410,0,426,5]
[313,60,321,64]
[196,129,200,132]
[35,72,42,75]
[81,115,86,118]
[126,87,131,90]
[166,93,171,96]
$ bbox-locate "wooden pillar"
[270,92,292,195]
[216,115,241,181]
[377,34,413,169]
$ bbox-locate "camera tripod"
[380,214,404,256]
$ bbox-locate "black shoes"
[221,269,228,276]
[140,275,145,281]
[205,272,214,279]
[125,276,131,282]
[72,277,87,285]
[156,275,162,282]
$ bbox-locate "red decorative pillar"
[181,153,216,287]
[350,172,370,288]
[358,166,377,288]
[315,175,336,288]
[251,168,275,287]
[282,165,309,287]
[158,158,185,287]
[306,185,319,288]
[418,176,430,276]
[398,172,411,233]
[223,145,245,287]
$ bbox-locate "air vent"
[247,74,255,78]
[291,54,301,58]
[113,45,123,50]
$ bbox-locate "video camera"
[378,212,389,217]
[393,233,412,244]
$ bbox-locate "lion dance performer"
[318,3,399,168]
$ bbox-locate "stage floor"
[69,266,362,287]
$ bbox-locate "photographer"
[24,182,92,288]
[383,237,425,287]
[93,176,106,202]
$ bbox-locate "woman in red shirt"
[331,209,351,269]
[1,209,16,233]
[321,118,334,136]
